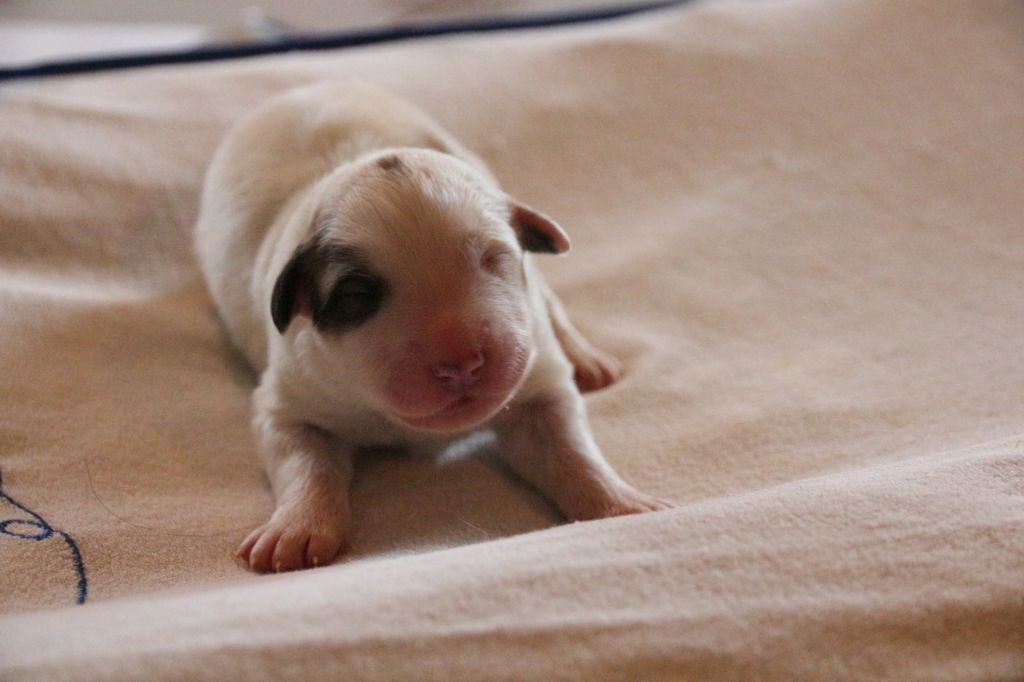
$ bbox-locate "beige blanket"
[1,1,1022,678]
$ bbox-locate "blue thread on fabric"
[0,1,693,82]
[0,469,88,605]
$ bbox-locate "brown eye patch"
[271,237,389,334]
[317,272,388,332]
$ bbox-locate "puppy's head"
[271,149,569,433]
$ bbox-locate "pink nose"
[432,351,484,391]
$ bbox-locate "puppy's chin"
[383,349,531,434]
[395,391,513,433]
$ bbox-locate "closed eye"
[317,275,387,330]
[335,276,378,298]
[481,248,518,279]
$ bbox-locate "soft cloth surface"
[1,0,1022,678]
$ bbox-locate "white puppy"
[195,82,671,573]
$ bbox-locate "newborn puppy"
[195,82,671,573]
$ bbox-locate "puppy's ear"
[509,202,571,255]
[270,246,313,334]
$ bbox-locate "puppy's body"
[196,83,669,572]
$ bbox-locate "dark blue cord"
[0,469,88,605]
[0,1,692,82]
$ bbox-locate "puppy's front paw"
[566,484,675,522]
[571,346,624,393]
[237,507,347,573]
[605,486,675,516]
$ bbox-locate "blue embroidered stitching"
[0,469,88,605]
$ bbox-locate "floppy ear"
[270,246,313,334]
[509,202,571,255]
